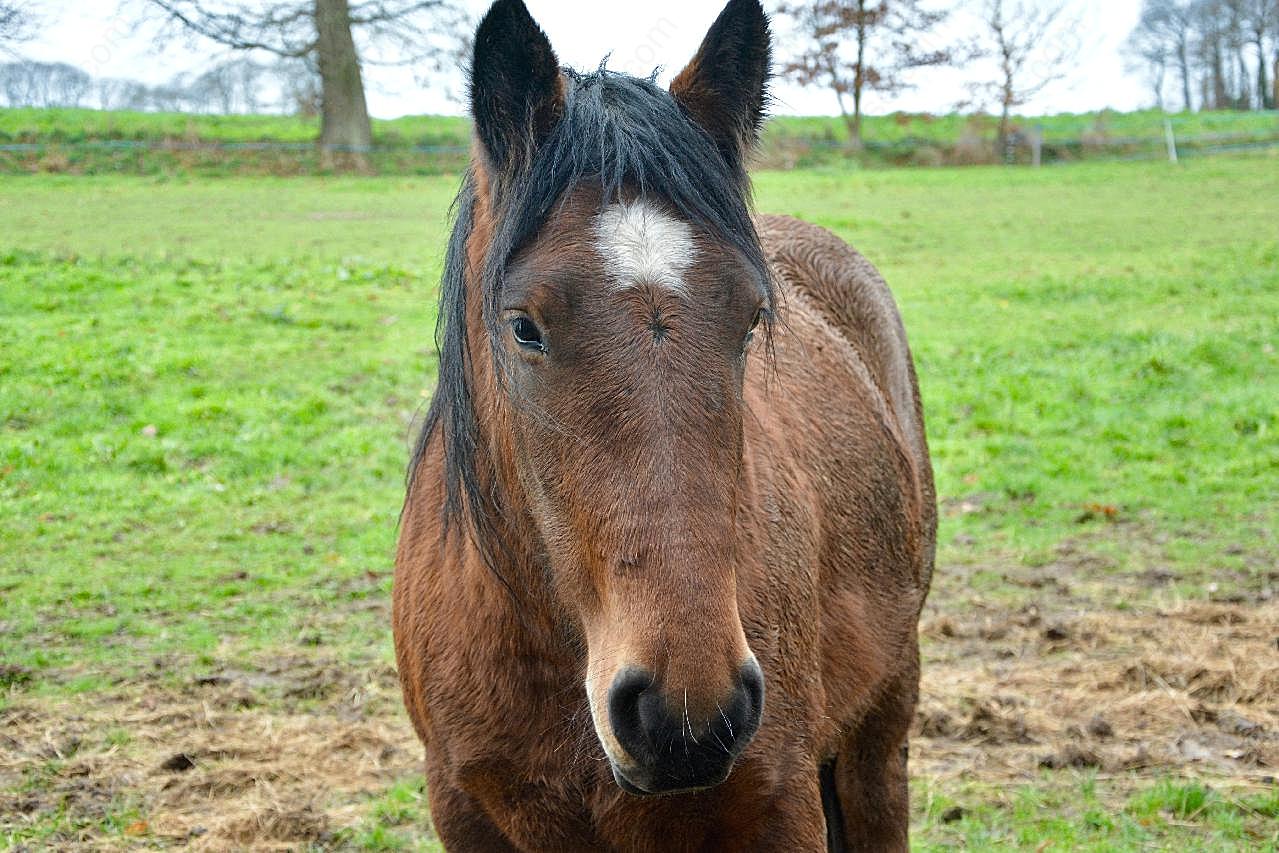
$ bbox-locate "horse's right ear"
[670,0,771,172]
[470,0,564,177]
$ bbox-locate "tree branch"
[144,0,317,58]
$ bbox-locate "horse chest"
[420,631,791,848]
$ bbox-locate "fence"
[756,126,1279,170]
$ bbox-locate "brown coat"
[394,211,935,850]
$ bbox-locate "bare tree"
[1134,0,1197,110]
[0,2,36,53]
[276,57,323,115]
[1201,0,1269,108]
[0,63,23,105]
[973,0,1080,154]
[150,75,192,111]
[119,80,154,111]
[189,58,268,113]
[1194,1,1232,108]
[140,0,465,157]
[1222,0,1250,106]
[1238,0,1276,107]
[51,63,91,107]
[96,77,130,110]
[1124,22,1170,109]
[774,0,955,147]
[0,61,92,107]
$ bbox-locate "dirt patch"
[0,655,421,850]
[916,593,1279,784]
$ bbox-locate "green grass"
[1,154,1277,848]
[335,776,441,852]
[752,160,1278,577]
[914,775,1279,851]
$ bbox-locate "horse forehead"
[592,199,697,295]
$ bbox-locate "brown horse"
[393,0,935,849]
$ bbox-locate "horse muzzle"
[604,658,764,796]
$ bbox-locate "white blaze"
[593,199,697,295]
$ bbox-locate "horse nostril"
[739,658,765,721]
[726,658,765,749]
[607,666,658,762]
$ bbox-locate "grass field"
[2,154,1278,849]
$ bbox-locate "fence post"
[1164,119,1178,164]
[1032,124,1043,168]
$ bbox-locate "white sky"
[22,1,1150,118]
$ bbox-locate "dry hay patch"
[916,599,1279,784]
[0,656,423,850]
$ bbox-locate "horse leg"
[826,650,919,852]
[745,770,829,851]
[424,764,522,852]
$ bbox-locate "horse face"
[497,188,767,794]
[470,0,773,795]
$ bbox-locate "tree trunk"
[998,50,1015,160]
[315,0,372,169]
[1259,37,1272,110]
[825,50,860,152]
[850,7,867,150]
[998,98,1012,162]
[1273,53,1278,111]
[850,83,863,148]
[1236,43,1250,108]
[1178,42,1192,111]
[833,88,858,146]
[1210,41,1228,109]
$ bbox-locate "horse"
[392,0,936,848]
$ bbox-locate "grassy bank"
[3,105,1275,147]
[2,106,1276,174]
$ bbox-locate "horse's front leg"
[422,753,522,853]
[826,651,919,853]
[741,770,828,852]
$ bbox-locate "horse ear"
[669,0,771,170]
[470,0,565,176]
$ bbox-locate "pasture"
[1,154,1277,849]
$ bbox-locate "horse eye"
[511,316,545,351]
[746,309,763,343]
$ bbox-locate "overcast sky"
[22,0,1151,118]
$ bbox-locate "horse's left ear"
[669,0,771,171]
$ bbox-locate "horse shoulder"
[757,214,936,579]
[757,214,926,460]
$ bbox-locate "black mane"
[408,66,773,572]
